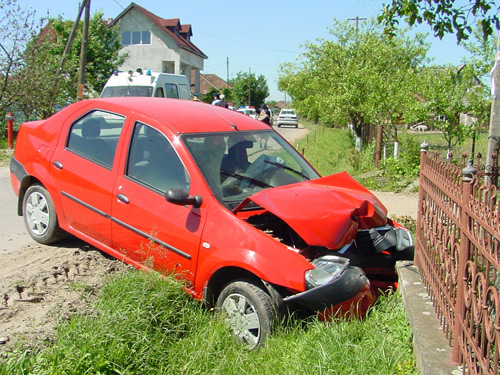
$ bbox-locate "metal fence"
[416,143,500,375]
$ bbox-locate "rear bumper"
[277,120,298,126]
[283,266,375,316]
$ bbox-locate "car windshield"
[281,110,295,116]
[182,130,320,210]
[100,86,153,97]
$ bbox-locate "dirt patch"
[0,238,129,353]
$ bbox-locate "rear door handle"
[53,160,63,169]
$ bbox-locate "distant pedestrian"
[212,93,221,105]
[218,94,229,108]
[258,104,271,126]
[258,104,271,149]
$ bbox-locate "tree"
[0,0,43,122]
[6,10,124,120]
[408,65,488,153]
[379,0,500,42]
[278,19,428,151]
[229,71,269,109]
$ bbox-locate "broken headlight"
[394,227,413,251]
[305,255,350,289]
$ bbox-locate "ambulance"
[100,68,191,100]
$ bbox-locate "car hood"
[234,172,387,250]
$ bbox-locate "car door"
[50,110,126,247]
[111,121,206,285]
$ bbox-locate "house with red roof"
[110,2,207,96]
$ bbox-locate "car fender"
[195,244,311,297]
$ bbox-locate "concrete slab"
[396,261,464,375]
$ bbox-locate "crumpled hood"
[234,172,387,249]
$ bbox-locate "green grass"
[0,271,417,375]
[296,120,490,192]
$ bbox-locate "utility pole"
[226,57,229,83]
[486,24,500,173]
[77,0,91,101]
[348,16,367,31]
[248,67,251,106]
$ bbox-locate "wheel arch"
[17,175,42,216]
[203,266,287,312]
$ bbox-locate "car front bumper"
[283,266,376,318]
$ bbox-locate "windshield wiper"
[263,160,310,180]
[221,171,273,188]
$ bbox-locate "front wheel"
[216,280,276,349]
[23,184,65,244]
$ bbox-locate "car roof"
[60,97,267,134]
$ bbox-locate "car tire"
[216,279,276,349]
[23,184,65,244]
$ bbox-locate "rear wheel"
[23,184,65,244]
[216,280,276,349]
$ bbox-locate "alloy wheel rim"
[222,292,261,349]
[26,192,50,235]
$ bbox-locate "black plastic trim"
[60,191,191,260]
[283,266,368,312]
[10,156,27,186]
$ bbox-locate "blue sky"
[23,0,474,101]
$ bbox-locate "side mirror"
[165,188,202,208]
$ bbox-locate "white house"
[110,3,207,95]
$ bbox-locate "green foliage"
[0,271,417,375]
[378,0,500,42]
[278,18,429,144]
[4,11,124,120]
[229,71,270,109]
[407,64,490,151]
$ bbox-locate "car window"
[155,87,165,97]
[66,110,125,168]
[126,122,190,193]
[164,83,179,99]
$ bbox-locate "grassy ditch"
[0,270,417,375]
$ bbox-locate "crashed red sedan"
[10,97,413,348]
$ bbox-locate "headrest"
[82,119,101,138]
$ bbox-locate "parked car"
[409,122,428,132]
[236,107,258,120]
[10,98,414,349]
[276,109,298,128]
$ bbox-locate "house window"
[122,31,151,45]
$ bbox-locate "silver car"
[277,109,298,128]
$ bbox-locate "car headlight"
[394,227,413,251]
[305,256,350,289]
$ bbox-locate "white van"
[100,69,191,100]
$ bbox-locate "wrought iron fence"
[416,142,500,375]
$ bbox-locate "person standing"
[258,104,271,148]
[211,93,221,105]
[218,94,229,108]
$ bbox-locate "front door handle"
[117,193,129,204]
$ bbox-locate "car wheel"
[23,184,65,244]
[216,280,276,349]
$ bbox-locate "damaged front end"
[235,172,414,318]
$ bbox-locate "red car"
[10,97,413,348]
